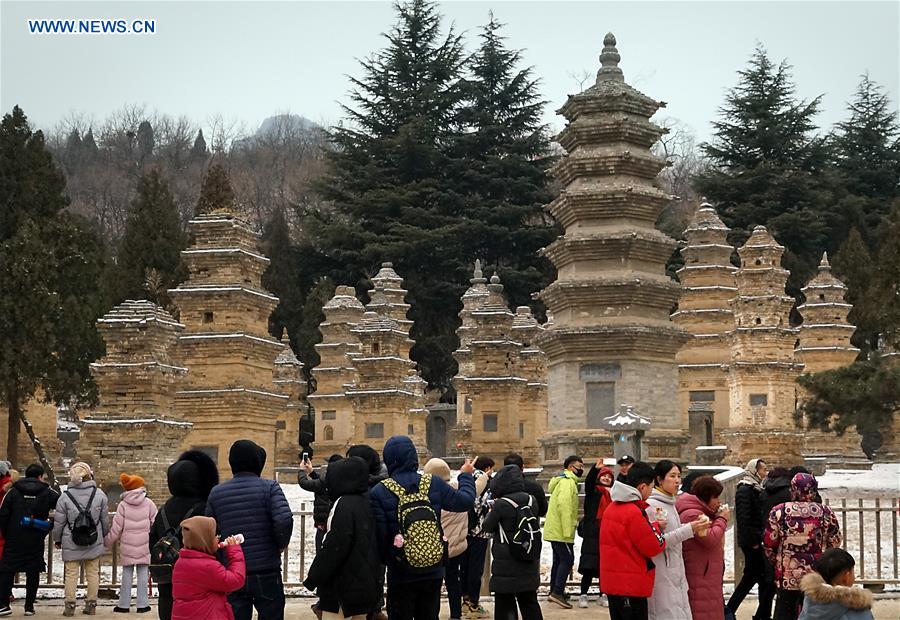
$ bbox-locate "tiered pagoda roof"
[796,252,859,370]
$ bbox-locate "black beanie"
[229,440,266,476]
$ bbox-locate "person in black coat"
[149,450,219,620]
[299,454,343,551]
[502,454,548,518]
[346,445,388,620]
[303,457,381,619]
[576,461,613,605]
[481,465,543,620]
[0,464,59,615]
[728,458,776,620]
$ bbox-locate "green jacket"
[543,470,580,543]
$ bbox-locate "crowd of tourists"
[0,441,876,620]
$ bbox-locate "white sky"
[1,0,898,142]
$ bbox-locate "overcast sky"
[2,1,898,143]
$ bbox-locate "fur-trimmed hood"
[799,573,873,620]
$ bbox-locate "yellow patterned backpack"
[382,474,447,571]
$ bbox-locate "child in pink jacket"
[105,473,158,613]
[172,516,245,620]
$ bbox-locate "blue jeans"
[228,571,285,620]
[549,542,574,596]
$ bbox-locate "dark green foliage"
[308,2,555,392]
[452,13,558,316]
[798,358,900,459]
[196,162,235,215]
[136,120,154,161]
[262,207,302,341]
[191,129,208,161]
[296,276,337,388]
[82,128,98,155]
[696,46,836,297]
[833,227,878,354]
[872,200,900,350]
[0,106,107,468]
[114,168,186,307]
[831,74,900,242]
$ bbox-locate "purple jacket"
[105,488,158,566]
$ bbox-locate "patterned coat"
[763,474,841,590]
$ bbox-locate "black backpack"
[65,488,98,547]
[149,506,196,584]
[498,495,541,561]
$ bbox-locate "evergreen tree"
[452,13,558,315]
[190,129,208,161]
[196,162,235,214]
[136,120,154,161]
[696,46,836,295]
[833,227,878,354]
[872,200,900,350]
[307,0,469,391]
[0,106,106,477]
[831,74,900,242]
[65,128,82,162]
[798,358,900,459]
[297,276,336,387]
[82,127,98,155]
[262,207,303,341]
[115,168,186,307]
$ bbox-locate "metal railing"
[18,496,900,590]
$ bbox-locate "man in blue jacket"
[206,440,293,620]
[370,435,476,620]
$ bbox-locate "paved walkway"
[5,595,898,619]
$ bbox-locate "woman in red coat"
[675,476,729,620]
[172,516,245,620]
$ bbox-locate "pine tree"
[0,106,107,477]
[191,129,208,161]
[831,74,900,242]
[452,13,558,315]
[65,128,82,162]
[82,127,98,155]
[115,168,186,307]
[873,200,900,350]
[307,0,469,391]
[196,162,235,214]
[262,207,303,341]
[696,46,836,296]
[136,120,154,162]
[798,358,900,459]
[833,227,878,354]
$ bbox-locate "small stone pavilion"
[451,264,547,465]
[535,33,690,465]
[78,301,192,499]
[309,264,428,458]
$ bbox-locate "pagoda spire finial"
[819,251,831,271]
[471,259,486,285]
[596,32,624,83]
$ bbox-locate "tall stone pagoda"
[79,300,193,499]
[796,253,859,372]
[307,286,364,457]
[796,253,863,458]
[345,264,428,455]
[452,273,547,464]
[723,226,804,464]
[536,33,689,464]
[169,212,289,478]
[673,202,736,450]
